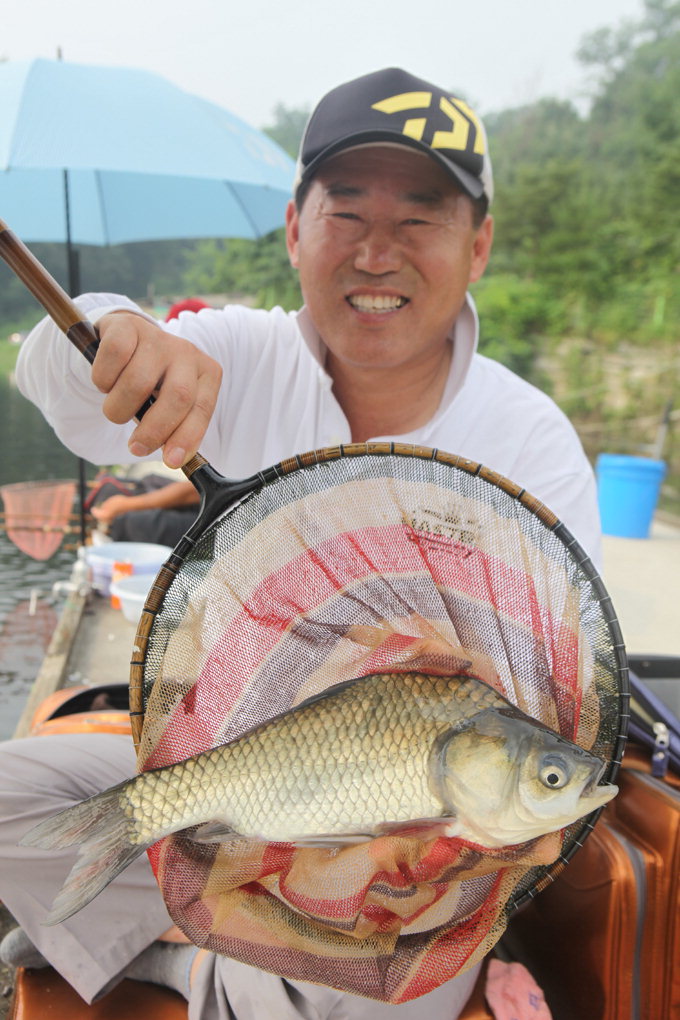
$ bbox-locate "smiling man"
[288,145,493,441]
[2,68,601,1018]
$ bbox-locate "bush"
[471,274,564,384]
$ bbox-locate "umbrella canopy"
[0,58,296,244]
[0,58,297,554]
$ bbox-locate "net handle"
[0,218,208,483]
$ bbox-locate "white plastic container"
[109,573,156,624]
[85,542,172,597]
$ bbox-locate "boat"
[2,540,680,1019]
[1,566,498,1020]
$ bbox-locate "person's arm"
[16,295,222,470]
[90,481,200,526]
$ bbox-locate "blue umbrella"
[0,57,296,545]
[0,58,296,250]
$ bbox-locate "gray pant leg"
[189,953,480,1020]
[0,732,173,1003]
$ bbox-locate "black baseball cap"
[294,67,493,203]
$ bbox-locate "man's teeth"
[348,295,407,313]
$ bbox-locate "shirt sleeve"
[448,356,603,572]
[530,460,603,572]
[15,294,158,465]
[14,293,241,470]
[501,402,603,571]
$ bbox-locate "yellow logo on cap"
[371,92,485,155]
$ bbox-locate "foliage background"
[1,0,678,511]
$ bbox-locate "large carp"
[22,671,617,924]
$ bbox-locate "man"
[0,68,600,1018]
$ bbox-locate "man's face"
[286,146,493,377]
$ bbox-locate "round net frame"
[129,442,628,1003]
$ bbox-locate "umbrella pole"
[63,168,87,547]
[62,169,80,296]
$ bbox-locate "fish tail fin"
[20,783,150,925]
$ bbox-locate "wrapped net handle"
[0,217,207,481]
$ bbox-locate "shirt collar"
[294,292,479,416]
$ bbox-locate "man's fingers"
[152,363,222,469]
[98,318,190,427]
[93,311,222,460]
[124,353,222,466]
[90,313,144,395]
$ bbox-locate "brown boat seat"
[8,959,494,1018]
[8,967,188,1020]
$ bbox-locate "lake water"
[0,368,93,737]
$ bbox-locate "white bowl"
[85,542,172,596]
[109,573,156,624]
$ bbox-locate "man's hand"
[90,494,132,525]
[92,312,222,469]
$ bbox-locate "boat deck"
[67,594,136,688]
[601,515,680,659]
[12,587,137,738]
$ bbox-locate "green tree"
[185,233,301,311]
[187,103,308,310]
[262,104,310,158]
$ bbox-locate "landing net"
[132,444,627,1003]
[0,479,76,560]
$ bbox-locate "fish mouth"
[573,748,618,804]
[582,761,618,805]
[583,759,607,795]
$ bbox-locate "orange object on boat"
[110,561,134,610]
[29,685,132,738]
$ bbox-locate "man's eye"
[332,212,361,221]
[402,218,430,227]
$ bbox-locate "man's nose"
[353,221,403,274]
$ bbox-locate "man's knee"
[0,733,136,804]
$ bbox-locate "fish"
[21,671,617,925]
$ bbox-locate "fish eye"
[538,754,572,790]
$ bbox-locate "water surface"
[0,371,93,737]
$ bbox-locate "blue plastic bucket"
[596,454,666,539]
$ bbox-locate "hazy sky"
[2,0,645,129]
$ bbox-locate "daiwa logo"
[371,92,485,155]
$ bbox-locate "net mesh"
[133,447,625,1003]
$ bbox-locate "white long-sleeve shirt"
[16,291,602,566]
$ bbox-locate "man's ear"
[285,200,300,268]
[469,215,494,284]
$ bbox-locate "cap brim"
[296,131,486,200]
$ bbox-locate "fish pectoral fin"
[375,817,459,840]
[189,821,238,844]
[290,832,374,849]
[291,818,461,850]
